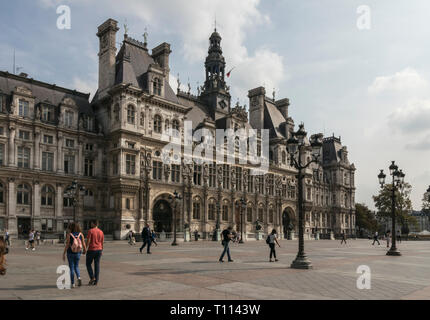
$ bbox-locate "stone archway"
[282,207,296,239]
[152,199,172,233]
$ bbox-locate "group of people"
[25,230,42,251]
[219,226,281,262]
[62,220,104,288]
[371,230,401,247]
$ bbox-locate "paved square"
[1,239,430,300]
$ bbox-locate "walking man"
[139,223,152,254]
[397,230,402,243]
[340,231,347,245]
[4,229,10,247]
[372,231,380,245]
[85,220,104,286]
[219,226,234,262]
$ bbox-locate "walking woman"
[267,229,281,262]
[62,222,86,288]
[0,236,8,275]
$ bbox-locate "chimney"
[96,19,119,98]
[275,98,289,120]
[152,43,172,82]
[248,86,266,130]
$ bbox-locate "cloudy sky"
[1,0,429,210]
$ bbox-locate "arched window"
[0,182,4,203]
[193,197,201,220]
[41,185,54,206]
[208,199,216,220]
[17,184,30,205]
[246,204,253,222]
[127,105,135,124]
[172,119,180,134]
[113,104,120,122]
[153,78,162,96]
[154,115,162,133]
[222,200,229,221]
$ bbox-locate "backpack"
[266,235,271,244]
[70,233,83,253]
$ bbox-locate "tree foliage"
[372,182,417,228]
[355,203,379,235]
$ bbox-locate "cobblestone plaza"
[1,239,430,300]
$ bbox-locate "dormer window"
[19,99,29,117]
[85,116,94,131]
[65,111,74,127]
[42,105,55,123]
[127,105,135,124]
[0,95,5,113]
[153,78,162,96]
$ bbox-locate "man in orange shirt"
[85,220,104,286]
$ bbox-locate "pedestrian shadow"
[1,285,56,291]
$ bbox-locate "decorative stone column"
[77,141,83,175]
[34,130,41,170]
[55,183,63,231]
[57,133,63,173]
[7,178,17,237]
[8,126,16,167]
[32,181,41,231]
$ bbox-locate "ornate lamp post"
[239,197,246,244]
[377,161,405,256]
[286,124,323,269]
[169,190,182,246]
[64,180,86,223]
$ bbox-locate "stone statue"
[177,73,181,92]
[217,165,223,187]
[35,107,41,120]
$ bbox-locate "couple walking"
[62,220,104,288]
[139,223,157,254]
[218,227,281,262]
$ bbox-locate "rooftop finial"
[123,19,129,36]
[177,73,181,93]
[272,88,276,101]
[214,14,217,31]
[143,27,148,47]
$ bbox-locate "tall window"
[154,115,162,133]
[257,175,264,194]
[172,119,180,137]
[41,185,54,206]
[126,154,136,175]
[65,139,74,148]
[64,155,75,174]
[19,100,29,117]
[86,117,94,131]
[222,164,230,189]
[248,171,254,193]
[171,164,180,183]
[140,112,144,126]
[222,204,229,221]
[113,104,120,122]
[193,164,202,185]
[0,95,4,113]
[258,207,264,222]
[235,167,242,191]
[84,158,94,176]
[0,182,4,203]
[17,184,30,205]
[127,105,135,124]
[209,163,216,187]
[65,111,74,127]
[152,161,162,180]
[43,135,53,144]
[0,144,4,166]
[153,78,162,95]
[269,208,274,223]
[282,184,287,197]
[19,130,30,140]
[112,154,118,175]
[267,174,274,196]
[42,152,54,171]
[193,200,201,220]
[247,207,253,222]
[208,202,215,220]
[17,147,30,168]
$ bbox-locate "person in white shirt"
[268,229,281,262]
[26,230,35,251]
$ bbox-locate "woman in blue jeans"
[62,222,87,288]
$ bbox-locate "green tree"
[372,182,417,231]
[355,203,379,236]
[422,189,430,214]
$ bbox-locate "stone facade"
[0,18,356,240]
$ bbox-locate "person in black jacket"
[139,223,152,254]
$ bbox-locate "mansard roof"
[114,36,179,104]
[264,98,287,139]
[0,71,92,115]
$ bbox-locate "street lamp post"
[286,124,323,269]
[377,161,405,256]
[169,190,182,246]
[64,180,86,223]
[239,198,246,244]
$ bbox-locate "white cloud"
[368,67,428,95]
[71,75,97,100]
[389,98,430,134]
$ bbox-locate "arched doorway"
[282,207,296,239]
[153,199,172,232]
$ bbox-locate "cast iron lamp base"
[290,254,313,269]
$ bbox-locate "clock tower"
[200,29,231,120]
[96,18,119,99]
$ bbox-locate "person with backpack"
[219,226,234,262]
[267,229,281,262]
[86,220,104,286]
[127,230,135,245]
[62,222,86,288]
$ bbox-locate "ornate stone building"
[0,18,356,239]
